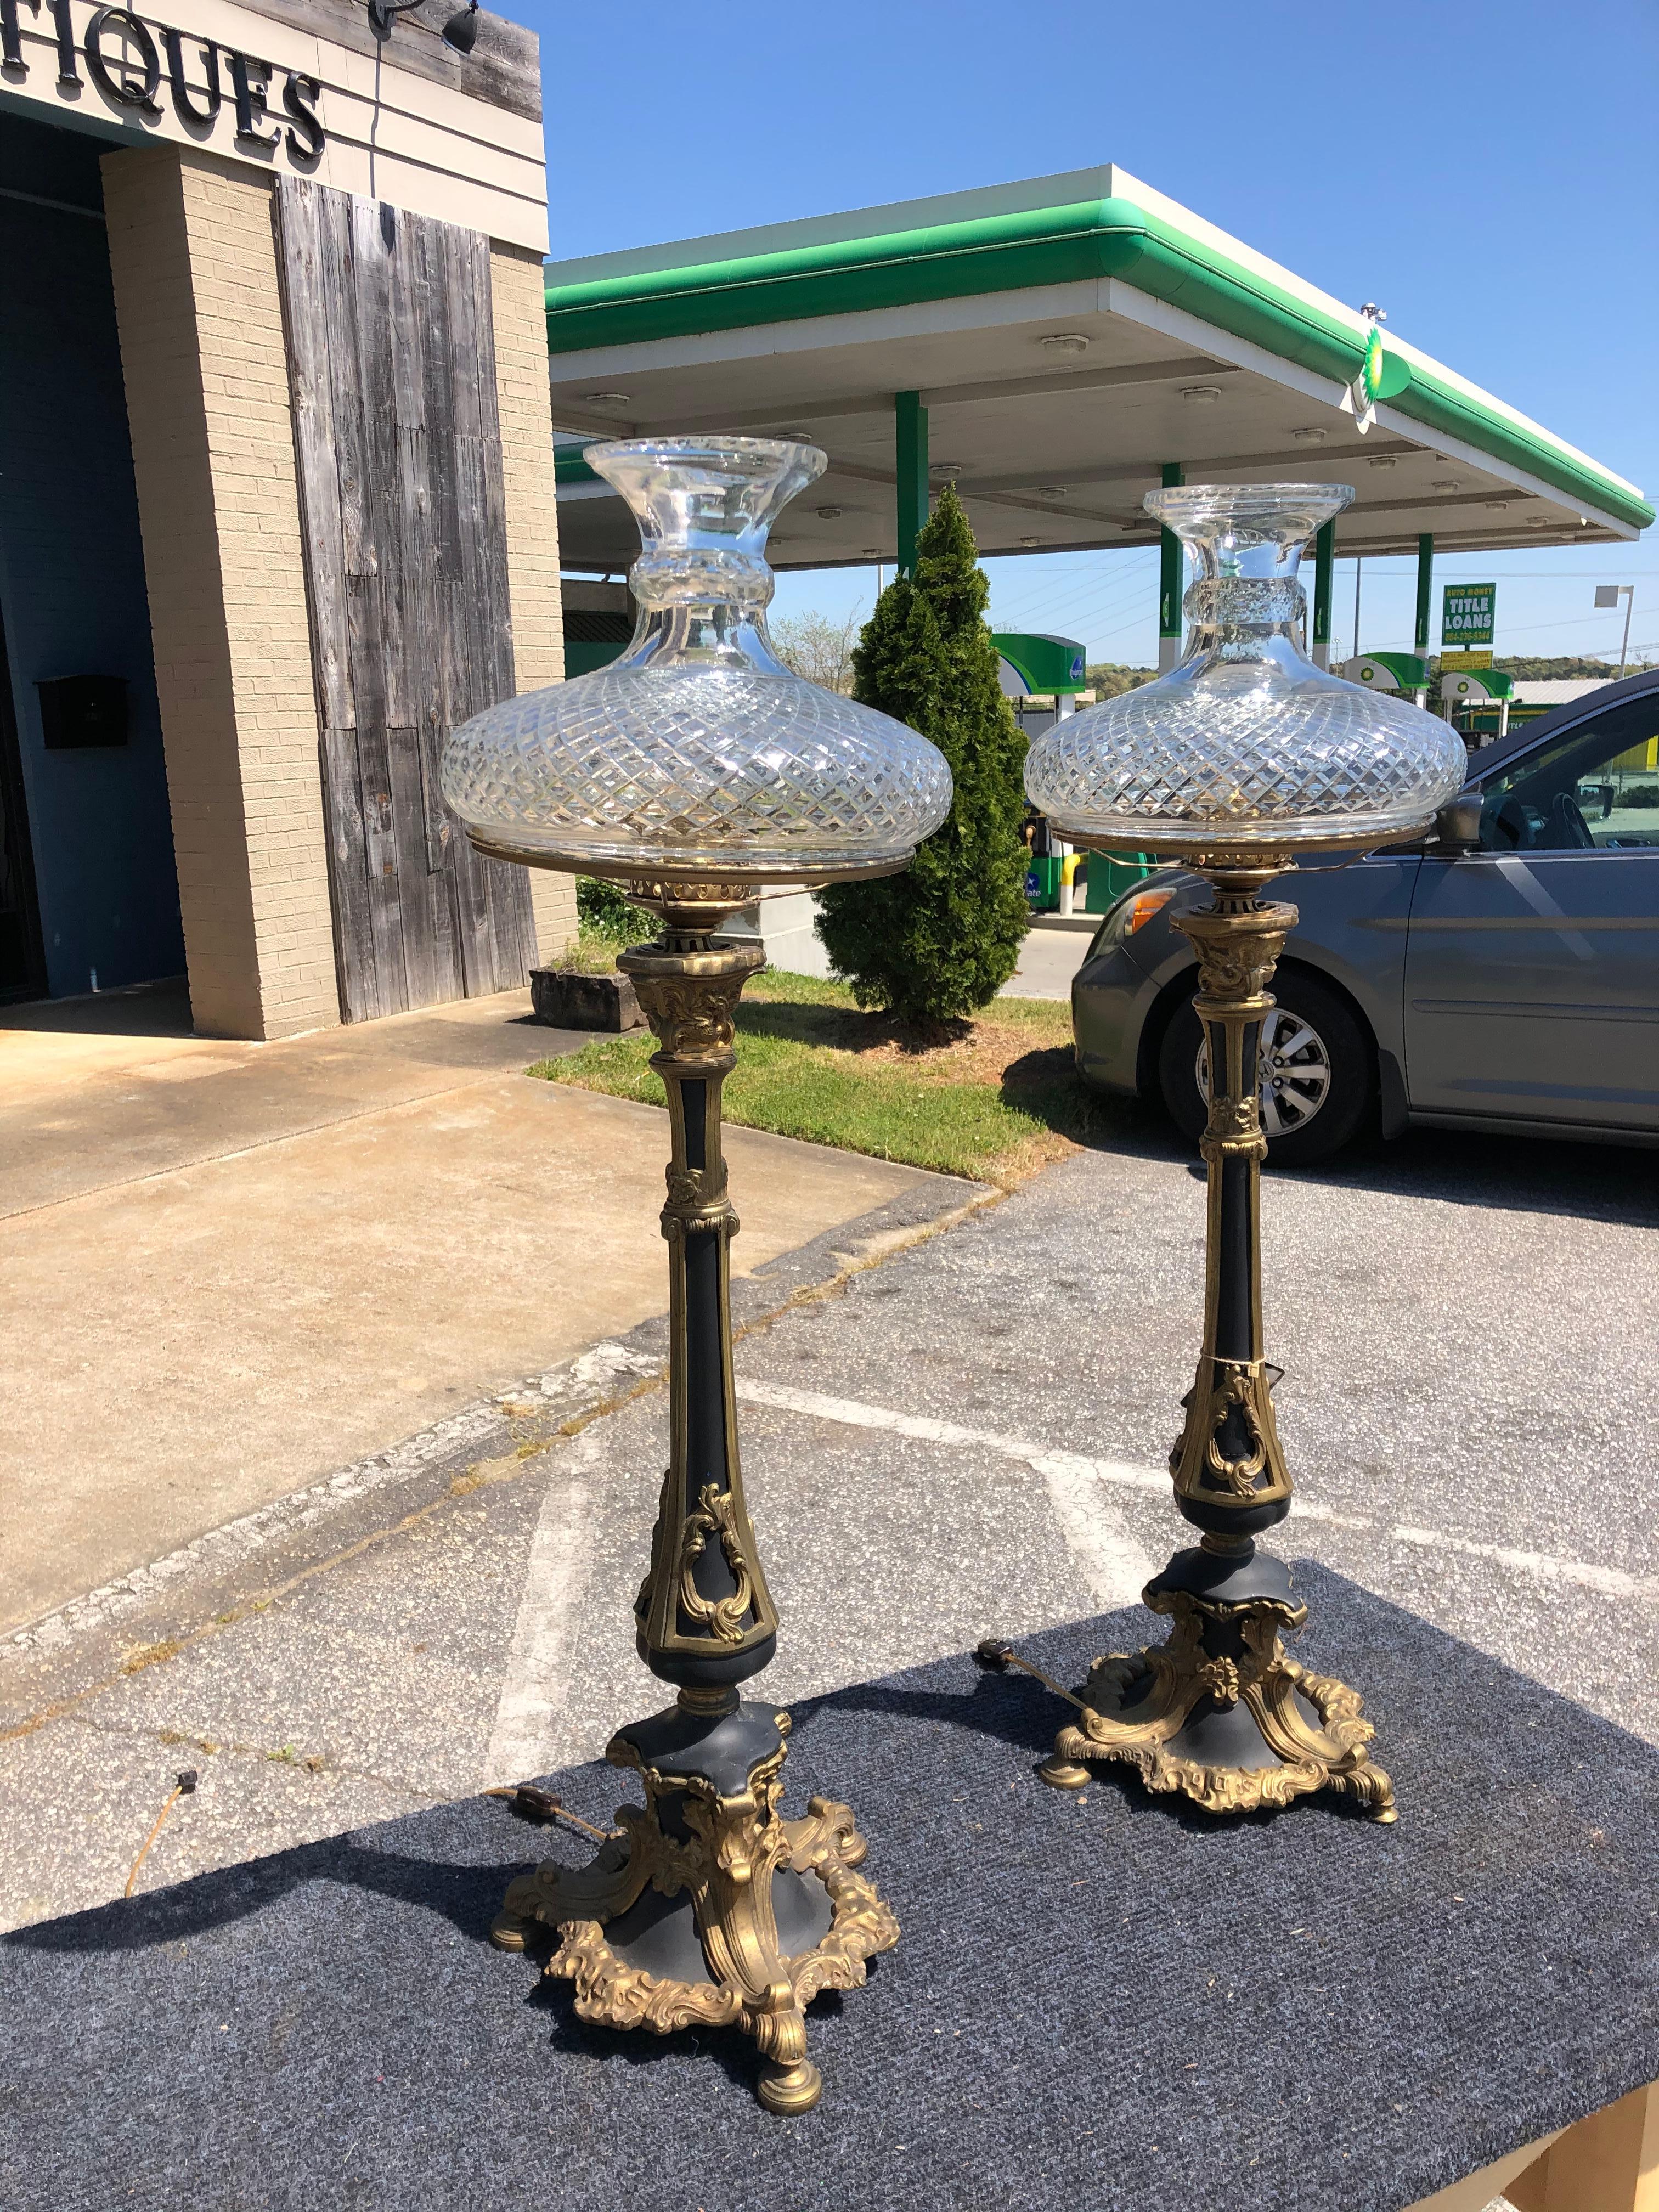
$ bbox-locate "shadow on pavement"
[1000,1042,1659,1229]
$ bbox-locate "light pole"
[1595,583,1635,677]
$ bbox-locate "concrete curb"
[0,1169,996,1735]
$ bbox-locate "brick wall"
[491,241,577,966]
[101,146,340,1041]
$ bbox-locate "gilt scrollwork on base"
[490,1734,899,2114]
[1044,1587,1396,1821]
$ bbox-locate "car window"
[1479,692,1659,853]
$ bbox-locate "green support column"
[895,392,928,577]
[1158,461,1184,672]
[1312,520,1335,668]
[1414,534,1434,654]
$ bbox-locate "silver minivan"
[1071,670,1659,1164]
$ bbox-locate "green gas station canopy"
[544,166,1650,575]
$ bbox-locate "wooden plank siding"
[274,175,535,1023]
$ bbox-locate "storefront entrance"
[0,110,184,1011]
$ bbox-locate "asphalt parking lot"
[2,1109,1655,1931]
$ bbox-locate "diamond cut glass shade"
[1024,485,1468,855]
[441,438,952,882]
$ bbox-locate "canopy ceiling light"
[1040,332,1091,355]
[1180,385,1222,404]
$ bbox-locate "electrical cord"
[125,1769,198,1898]
[483,1784,621,1842]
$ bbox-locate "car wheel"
[1156,969,1374,1166]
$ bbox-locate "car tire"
[1156,967,1374,1167]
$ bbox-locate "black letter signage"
[84,6,161,111]
[281,71,323,162]
[161,24,219,125]
[2,3,325,162]
[2,0,40,74]
[228,49,279,148]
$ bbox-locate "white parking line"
[1391,1525,1656,1601]
[481,1424,605,1788]
[733,1379,1658,1606]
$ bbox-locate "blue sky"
[531,0,1657,667]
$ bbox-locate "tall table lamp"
[441,437,951,2112]
[1017,483,1466,1820]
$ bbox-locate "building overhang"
[543,166,1649,574]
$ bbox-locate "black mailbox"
[37,675,128,750]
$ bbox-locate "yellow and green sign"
[1442,583,1496,647]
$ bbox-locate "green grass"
[531,968,1120,1186]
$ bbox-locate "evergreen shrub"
[815,485,1030,1024]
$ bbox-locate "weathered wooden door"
[275,177,535,1023]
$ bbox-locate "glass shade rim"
[585,434,828,487]
[1145,481,1355,540]
[1052,812,1437,857]
[462,828,920,884]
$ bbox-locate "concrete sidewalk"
[0,980,961,1632]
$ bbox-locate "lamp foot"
[494,1701,898,2112]
[1037,1756,1092,1791]
[1043,1569,1395,1821]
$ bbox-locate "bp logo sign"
[1442,583,1496,647]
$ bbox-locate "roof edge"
[544,198,1652,533]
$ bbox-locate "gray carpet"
[5,1567,1656,2212]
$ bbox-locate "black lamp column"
[492,904,898,2114]
[1037,864,1397,1820]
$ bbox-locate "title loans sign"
[1442,583,1496,648]
[0,0,325,166]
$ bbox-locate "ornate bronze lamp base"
[1006,860,1395,1823]
[1039,1541,1393,1818]
[490,903,898,2112]
[493,1698,896,2113]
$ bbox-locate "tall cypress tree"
[816,486,1029,1024]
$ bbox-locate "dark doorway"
[0,613,45,1002]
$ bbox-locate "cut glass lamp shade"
[441,438,952,886]
[1024,485,1468,857]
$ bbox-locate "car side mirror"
[1432,793,1483,851]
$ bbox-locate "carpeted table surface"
[5,1567,1657,2212]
